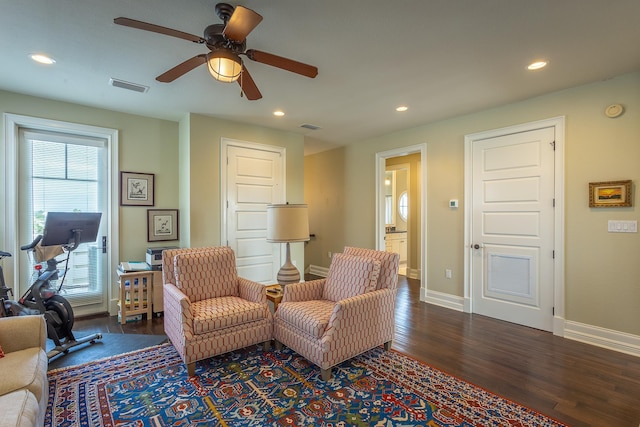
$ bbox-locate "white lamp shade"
[266,204,309,242]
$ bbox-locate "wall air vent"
[108,78,149,93]
[300,123,321,131]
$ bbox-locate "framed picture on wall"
[147,209,179,242]
[588,180,632,207]
[120,171,155,206]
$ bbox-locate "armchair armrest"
[0,315,46,353]
[282,279,325,302]
[163,283,194,340]
[323,288,396,343]
[238,277,268,304]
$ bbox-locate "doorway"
[3,114,118,317]
[375,144,427,297]
[385,163,409,275]
[464,117,565,334]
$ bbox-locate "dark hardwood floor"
[72,276,640,427]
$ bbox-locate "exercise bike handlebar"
[20,235,42,251]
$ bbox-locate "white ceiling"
[2,0,639,155]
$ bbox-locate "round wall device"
[605,104,624,118]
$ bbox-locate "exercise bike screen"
[41,212,102,246]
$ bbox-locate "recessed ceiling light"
[527,61,547,70]
[30,54,56,65]
[396,106,408,112]
[273,110,285,117]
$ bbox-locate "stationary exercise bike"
[0,212,103,359]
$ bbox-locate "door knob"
[472,243,482,249]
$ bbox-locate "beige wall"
[184,113,306,266]
[304,146,346,270]
[0,92,307,307]
[304,71,640,336]
[0,89,179,263]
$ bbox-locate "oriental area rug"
[46,343,567,427]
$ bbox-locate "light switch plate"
[608,220,637,233]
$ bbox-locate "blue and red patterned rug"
[46,343,567,426]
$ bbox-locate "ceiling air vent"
[109,78,149,93]
[300,123,321,131]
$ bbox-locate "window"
[398,191,408,222]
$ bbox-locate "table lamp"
[266,204,309,286]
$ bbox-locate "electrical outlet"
[445,269,452,279]
[327,251,332,259]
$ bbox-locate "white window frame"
[2,113,119,312]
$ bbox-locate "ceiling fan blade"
[237,66,262,100]
[156,55,207,82]
[222,6,263,42]
[245,49,318,78]
[114,17,204,44]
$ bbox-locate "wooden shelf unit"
[117,270,153,324]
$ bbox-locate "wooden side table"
[117,270,153,324]
[265,284,283,311]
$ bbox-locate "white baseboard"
[563,320,640,357]
[423,289,465,312]
[308,264,329,278]
[405,268,421,280]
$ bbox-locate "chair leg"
[320,368,332,381]
[384,340,392,351]
[274,340,283,351]
[187,362,196,377]
[263,340,271,351]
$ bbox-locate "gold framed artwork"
[147,209,179,242]
[120,171,154,206]
[588,180,632,208]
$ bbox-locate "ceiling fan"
[114,3,318,100]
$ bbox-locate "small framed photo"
[120,171,155,206]
[147,209,179,242]
[589,180,632,208]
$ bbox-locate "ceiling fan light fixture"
[207,49,243,83]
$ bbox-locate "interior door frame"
[375,143,427,297]
[463,116,565,336]
[2,113,119,313]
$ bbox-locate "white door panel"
[483,212,540,237]
[484,245,538,306]
[484,177,540,202]
[226,143,284,284]
[471,127,555,331]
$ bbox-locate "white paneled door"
[470,127,556,331]
[225,143,284,284]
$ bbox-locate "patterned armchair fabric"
[273,247,400,380]
[162,247,273,376]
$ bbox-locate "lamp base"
[277,264,301,286]
[277,242,301,286]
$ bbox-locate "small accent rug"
[46,343,567,427]
[47,333,168,371]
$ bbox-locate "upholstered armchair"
[273,246,400,380]
[162,247,273,376]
